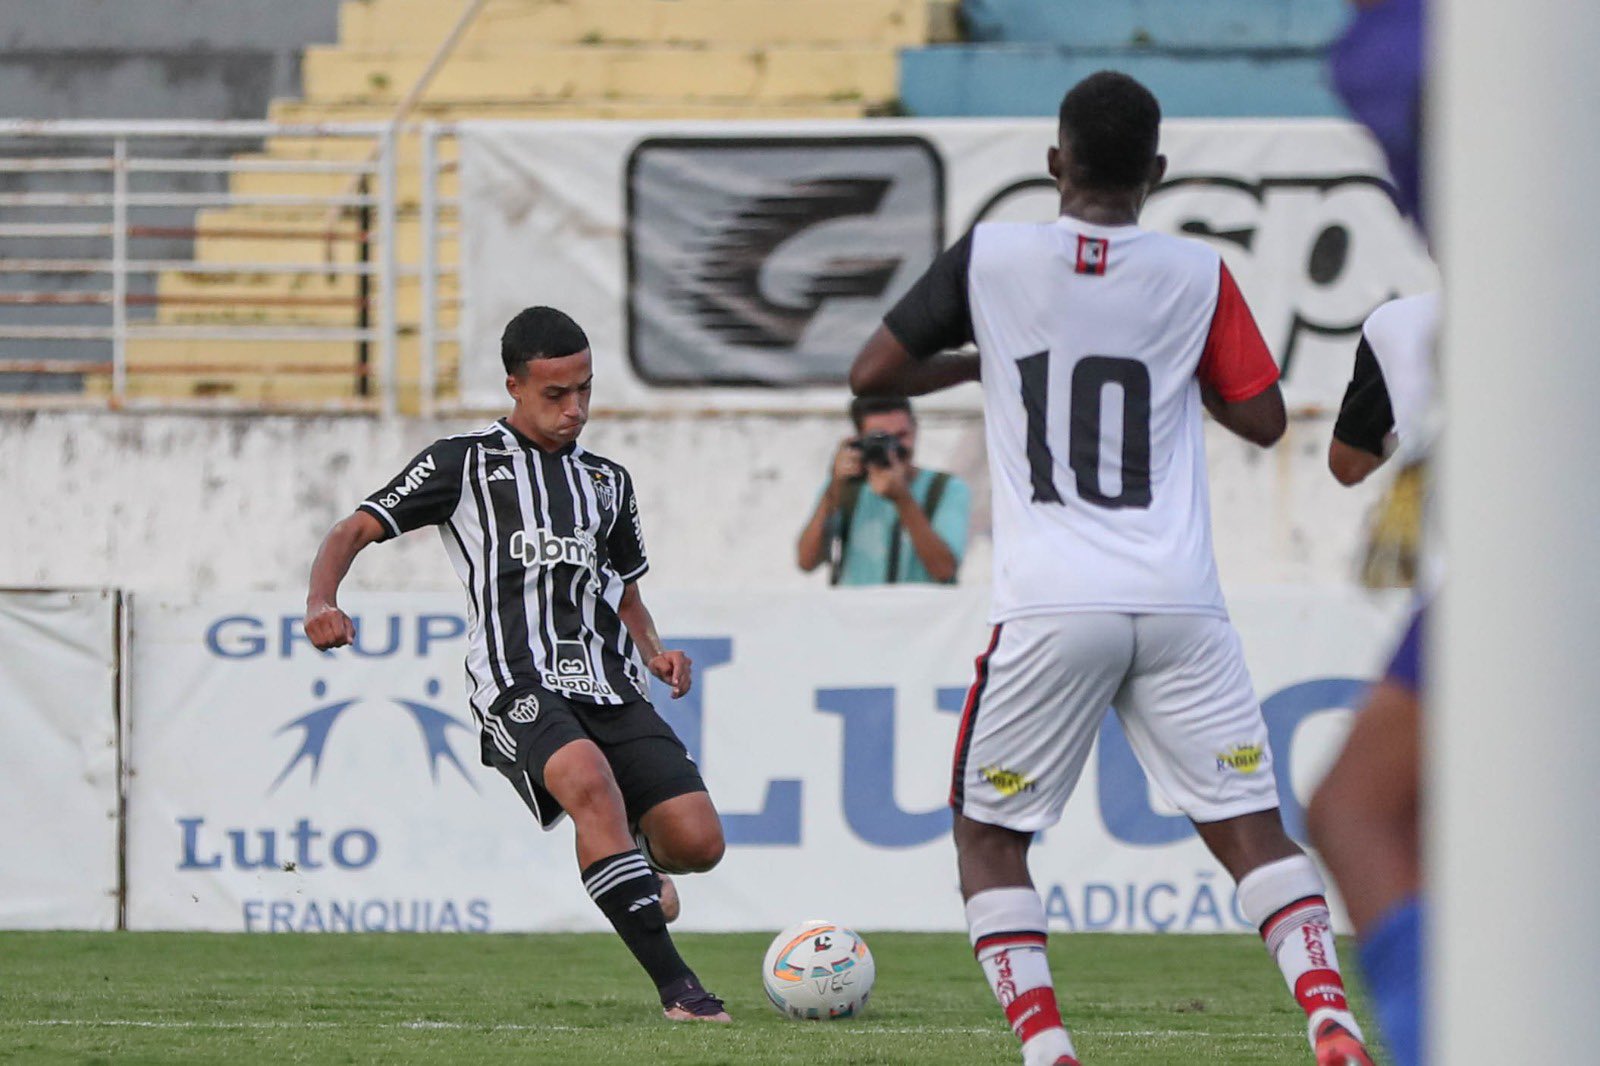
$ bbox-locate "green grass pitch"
[0,932,1380,1065]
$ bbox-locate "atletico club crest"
[589,468,617,511]
[1075,234,1109,275]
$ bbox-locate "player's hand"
[867,451,913,503]
[648,650,693,699]
[304,602,355,650]
[831,439,864,488]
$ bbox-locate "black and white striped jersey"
[360,418,651,719]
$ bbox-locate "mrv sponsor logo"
[377,453,437,509]
[626,136,943,386]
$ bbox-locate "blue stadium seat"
[901,46,1343,117]
[961,0,1349,49]
[901,0,1352,118]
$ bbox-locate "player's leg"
[635,792,725,874]
[489,688,729,1023]
[595,697,725,885]
[1307,678,1423,1066]
[1115,614,1373,1064]
[579,697,731,1017]
[951,614,1133,1066]
[632,792,724,924]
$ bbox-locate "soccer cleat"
[659,873,681,924]
[1051,1058,1081,1066]
[1313,1019,1376,1066]
[661,977,732,1024]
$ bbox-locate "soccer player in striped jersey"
[304,306,730,1023]
[850,73,1374,1065]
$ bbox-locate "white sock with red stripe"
[1236,855,1364,1048]
[966,887,1077,1066]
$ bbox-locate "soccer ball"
[761,919,875,1020]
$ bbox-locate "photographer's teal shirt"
[823,469,971,586]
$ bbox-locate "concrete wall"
[0,0,341,120]
[0,410,1391,596]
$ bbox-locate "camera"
[850,431,909,471]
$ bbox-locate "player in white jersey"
[850,72,1374,1066]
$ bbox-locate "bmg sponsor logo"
[508,527,598,571]
[626,136,943,386]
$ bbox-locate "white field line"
[11,1018,1285,1039]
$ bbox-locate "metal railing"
[0,120,459,414]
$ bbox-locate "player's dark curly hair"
[1057,71,1162,191]
[501,306,590,374]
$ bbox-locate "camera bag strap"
[829,478,865,586]
[884,471,950,585]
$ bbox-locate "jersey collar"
[1053,215,1143,239]
[497,417,579,457]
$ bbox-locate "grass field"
[0,932,1379,1065]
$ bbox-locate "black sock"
[581,849,693,995]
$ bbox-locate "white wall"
[0,409,1391,595]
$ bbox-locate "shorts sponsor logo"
[541,673,616,699]
[972,758,1036,793]
[1215,743,1266,775]
[506,694,539,724]
[378,454,438,509]
[509,527,598,571]
[981,764,1037,797]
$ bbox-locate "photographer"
[796,396,970,585]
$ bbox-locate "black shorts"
[482,683,706,830]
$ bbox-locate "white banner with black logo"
[124,586,1404,934]
[459,118,1436,413]
[0,589,120,929]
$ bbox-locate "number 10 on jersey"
[1017,352,1153,510]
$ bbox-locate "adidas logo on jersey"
[485,466,516,483]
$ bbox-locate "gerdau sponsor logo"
[379,454,437,509]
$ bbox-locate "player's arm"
[1328,334,1397,486]
[850,232,980,397]
[604,467,690,698]
[1202,381,1286,448]
[616,582,691,699]
[304,510,387,650]
[850,329,981,397]
[305,439,466,650]
[1198,263,1286,448]
[796,441,863,573]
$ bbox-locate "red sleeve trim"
[1197,262,1280,402]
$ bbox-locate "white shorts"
[950,612,1279,832]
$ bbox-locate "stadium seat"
[129,0,927,405]
[901,0,1349,118]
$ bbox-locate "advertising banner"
[125,586,1405,934]
[0,589,120,929]
[460,118,1436,413]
